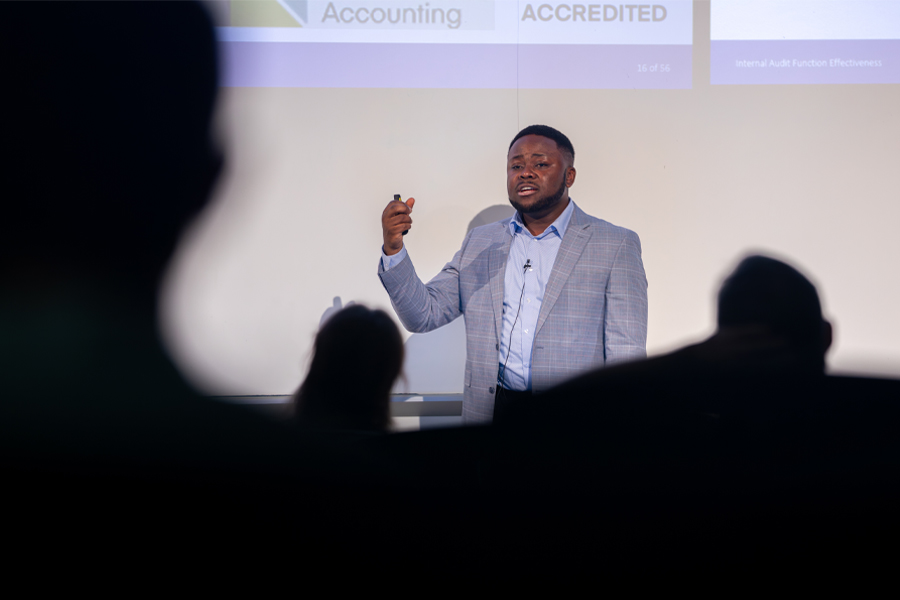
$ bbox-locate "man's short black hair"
[509,125,575,162]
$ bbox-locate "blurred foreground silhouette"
[4,2,900,583]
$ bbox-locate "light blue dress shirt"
[382,199,577,392]
[497,199,575,391]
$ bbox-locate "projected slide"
[711,0,900,85]
[218,0,692,88]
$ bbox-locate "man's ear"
[566,166,576,188]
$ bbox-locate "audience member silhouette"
[0,2,316,566]
[294,305,404,435]
[481,254,900,576]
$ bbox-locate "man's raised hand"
[382,196,415,256]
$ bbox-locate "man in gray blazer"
[379,125,648,424]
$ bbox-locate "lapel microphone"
[524,258,531,271]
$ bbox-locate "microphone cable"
[497,257,531,397]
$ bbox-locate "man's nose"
[519,167,535,178]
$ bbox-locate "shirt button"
[524,329,529,333]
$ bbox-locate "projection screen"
[160,1,900,396]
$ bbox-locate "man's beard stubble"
[509,178,567,217]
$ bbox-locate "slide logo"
[227,0,493,30]
[229,1,310,27]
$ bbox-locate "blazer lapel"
[535,205,592,337]
[490,223,513,343]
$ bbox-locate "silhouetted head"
[2,2,221,299]
[294,306,404,433]
[717,255,832,371]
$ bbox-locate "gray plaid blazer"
[379,203,648,424]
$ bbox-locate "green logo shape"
[230,1,305,27]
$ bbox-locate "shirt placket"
[520,236,539,388]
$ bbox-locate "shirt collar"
[509,198,577,240]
